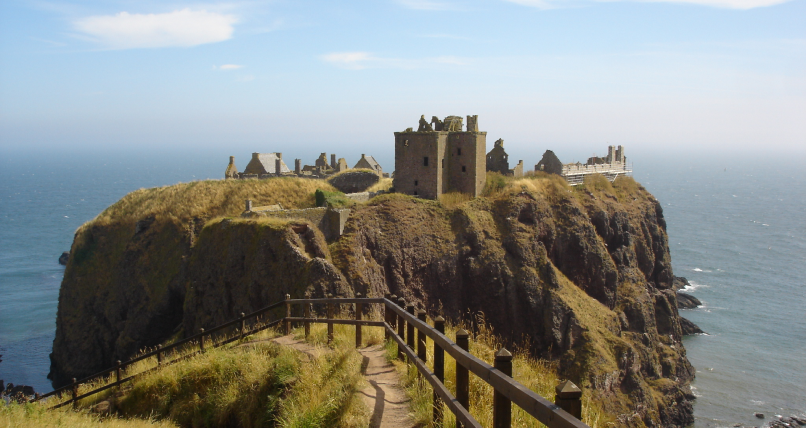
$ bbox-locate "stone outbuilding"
[535,150,563,175]
[244,153,291,175]
[225,156,239,179]
[485,138,523,178]
[354,154,383,177]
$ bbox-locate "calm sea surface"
[0,149,803,427]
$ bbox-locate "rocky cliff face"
[51,175,694,427]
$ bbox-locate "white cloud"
[321,52,468,70]
[396,0,457,10]
[503,0,791,9]
[216,64,244,70]
[73,9,237,49]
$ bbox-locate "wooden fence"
[34,294,591,428]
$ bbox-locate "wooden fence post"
[240,312,246,340]
[384,294,393,341]
[355,292,363,348]
[406,305,415,351]
[115,360,122,391]
[71,378,78,409]
[327,294,334,345]
[455,329,470,428]
[433,316,445,425]
[555,380,583,420]
[494,348,513,428]
[304,303,311,339]
[199,328,205,353]
[397,297,406,361]
[417,310,427,363]
[285,294,291,335]
[157,344,163,365]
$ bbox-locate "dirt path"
[244,336,414,427]
[358,345,415,428]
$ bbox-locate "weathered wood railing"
[34,300,287,409]
[35,293,590,428]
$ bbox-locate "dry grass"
[91,177,337,227]
[0,402,174,428]
[438,192,473,209]
[20,322,371,428]
[366,178,393,193]
[482,171,573,203]
[385,314,606,428]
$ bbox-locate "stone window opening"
[414,190,418,195]
[414,180,418,186]
[442,159,445,168]
[462,166,466,173]
[457,148,462,155]
[424,157,429,167]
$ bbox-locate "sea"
[0,148,804,427]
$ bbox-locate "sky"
[0,0,804,169]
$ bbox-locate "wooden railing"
[35,293,591,428]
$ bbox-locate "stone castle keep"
[393,115,487,199]
[224,114,631,200]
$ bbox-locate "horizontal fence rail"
[35,293,591,428]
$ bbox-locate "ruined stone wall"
[447,132,486,197]
[394,131,447,199]
[257,207,350,241]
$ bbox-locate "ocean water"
[0,148,803,427]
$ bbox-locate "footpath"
[264,335,414,428]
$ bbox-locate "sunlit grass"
[385,313,606,428]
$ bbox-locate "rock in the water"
[756,412,765,418]
[677,291,702,309]
[673,276,690,291]
[58,251,69,265]
[680,317,705,335]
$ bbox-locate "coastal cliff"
[51,174,695,427]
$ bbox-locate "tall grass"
[91,177,338,227]
[0,401,175,428]
[385,314,606,428]
[15,322,372,428]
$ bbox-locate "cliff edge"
[51,173,695,427]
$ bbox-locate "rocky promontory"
[51,174,696,427]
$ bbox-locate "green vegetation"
[314,188,354,208]
[385,314,609,428]
[7,326,371,428]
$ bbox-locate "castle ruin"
[394,115,486,199]
[536,145,632,185]
[485,138,524,178]
[225,152,386,180]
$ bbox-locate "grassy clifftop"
[53,173,694,427]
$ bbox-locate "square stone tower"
[394,115,486,199]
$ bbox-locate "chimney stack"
[331,154,336,168]
[295,159,301,175]
[245,199,253,211]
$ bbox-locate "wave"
[683,281,708,292]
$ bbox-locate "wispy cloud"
[73,9,238,49]
[214,64,244,70]
[396,0,458,10]
[321,51,467,70]
[503,0,791,9]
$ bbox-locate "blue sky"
[0,0,804,168]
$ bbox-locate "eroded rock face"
[52,178,694,427]
[50,218,349,387]
[332,189,694,427]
